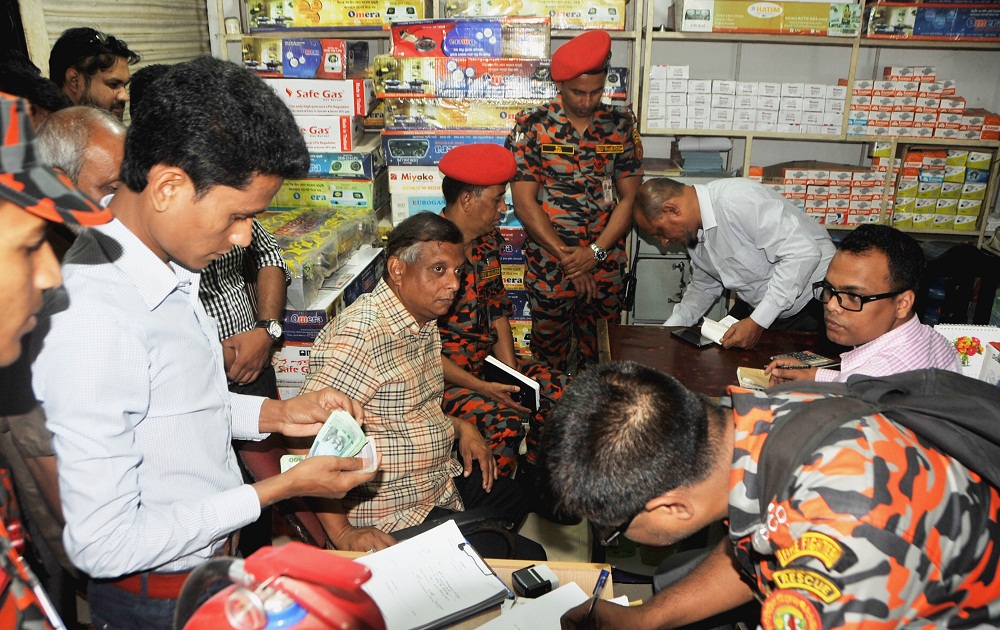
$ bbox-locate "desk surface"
[333,552,613,629]
[608,323,841,396]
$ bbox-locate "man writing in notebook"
[635,177,835,349]
[767,224,959,384]
[437,144,568,481]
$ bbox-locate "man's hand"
[559,245,599,279]
[571,272,598,301]
[263,388,366,437]
[561,599,645,630]
[454,419,497,491]
[765,358,817,385]
[253,454,375,509]
[330,525,397,553]
[720,318,765,349]
[222,328,274,385]
[478,381,530,414]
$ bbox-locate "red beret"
[550,31,612,82]
[438,144,516,186]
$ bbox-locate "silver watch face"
[591,244,608,262]
[266,321,283,339]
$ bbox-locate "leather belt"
[108,534,237,600]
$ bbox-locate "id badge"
[601,177,614,204]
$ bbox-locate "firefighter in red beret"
[506,30,643,374]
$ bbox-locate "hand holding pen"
[764,357,818,386]
[578,568,610,629]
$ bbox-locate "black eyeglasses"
[812,280,903,312]
[598,511,639,547]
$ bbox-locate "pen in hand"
[768,364,813,370]
[579,568,610,629]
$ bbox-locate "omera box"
[307,135,385,180]
[271,170,390,211]
[444,0,626,30]
[381,130,507,166]
[295,115,365,152]
[265,78,376,116]
[390,17,550,59]
[242,38,369,79]
[676,0,861,37]
[282,0,431,28]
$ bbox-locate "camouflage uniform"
[438,229,567,476]
[727,387,1000,629]
[507,98,642,373]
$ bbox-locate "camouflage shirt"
[727,387,1000,629]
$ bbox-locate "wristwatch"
[590,243,608,262]
[256,319,283,341]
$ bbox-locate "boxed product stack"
[248,0,430,30]
[756,161,888,226]
[865,2,1000,41]
[889,147,992,232]
[846,66,1000,140]
[443,0,627,30]
[674,0,862,37]
[645,65,845,134]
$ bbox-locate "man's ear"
[386,256,406,285]
[145,165,188,213]
[63,68,85,101]
[895,288,916,318]
[645,488,696,522]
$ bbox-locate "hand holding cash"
[281,410,379,474]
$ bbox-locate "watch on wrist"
[256,319,283,341]
[590,243,608,262]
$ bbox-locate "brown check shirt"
[300,279,464,531]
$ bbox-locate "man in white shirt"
[766,224,960,383]
[31,57,375,628]
[635,177,835,348]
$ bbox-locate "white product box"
[825,100,845,114]
[665,117,687,129]
[781,83,805,97]
[734,109,755,123]
[778,110,803,124]
[802,112,824,126]
[650,65,667,79]
[666,105,686,119]
[648,92,667,108]
[666,92,687,106]
[776,123,800,134]
[759,82,781,97]
[758,96,780,111]
[709,121,733,130]
[780,97,803,111]
[688,79,712,94]
[647,105,667,119]
[712,80,736,95]
[265,78,376,116]
[735,95,758,110]
[687,93,711,107]
[737,81,758,96]
[687,105,711,119]
[689,119,710,129]
[733,120,754,131]
[711,94,735,108]
[756,110,778,123]
[648,78,668,94]
[822,113,843,126]
[666,79,688,93]
[826,85,847,100]
[802,98,825,112]
[647,118,667,129]
[755,122,777,132]
[666,65,690,79]
[295,115,365,152]
[711,108,734,122]
[804,83,826,98]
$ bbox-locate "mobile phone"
[671,327,714,348]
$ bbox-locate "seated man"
[767,224,960,384]
[31,57,375,628]
[436,144,568,480]
[300,212,544,559]
[546,361,1000,630]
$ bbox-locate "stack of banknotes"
[279,410,378,473]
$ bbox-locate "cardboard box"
[381,97,540,130]
[266,0,431,29]
[676,0,860,36]
[241,37,369,80]
[389,17,550,58]
[295,115,365,152]
[444,0,626,30]
[381,130,507,166]
[272,170,390,211]
[307,134,385,180]
[265,78,376,116]
[866,2,1000,40]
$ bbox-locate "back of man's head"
[36,106,125,184]
[49,27,140,88]
[837,224,924,293]
[541,361,716,527]
[636,177,686,220]
[127,63,171,119]
[120,56,309,196]
[385,212,464,269]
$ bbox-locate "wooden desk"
[606,323,841,396]
[333,552,613,628]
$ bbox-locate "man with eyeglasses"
[546,360,1000,630]
[49,27,140,121]
[635,177,835,349]
[767,224,959,384]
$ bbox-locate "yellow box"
[957,198,983,216]
[677,0,861,37]
[935,198,958,215]
[382,97,542,130]
[931,214,955,230]
[946,149,968,166]
[445,0,627,30]
[291,0,432,28]
[943,165,966,183]
[962,182,988,200]
[917,182,941,199]
[954,214,978,231]
[892,212,913,229]
[502,263,525,291]
[939,182,963,199]
[896,179,918,196]
[968,151,993,170]
[894,197,915,213]
[870,141,892,158]
[912,213,935,229]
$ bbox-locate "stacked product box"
[675,0,862,37]
[889,147,993,232]
[756,161,888,226]
[444,0,627,30]
[645,65,846,134]
[272,246,385,398]
[865,2,1000,41]
[248,0,431,30]
[846,66,1000,140]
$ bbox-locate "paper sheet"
[478,583,589,629]
[701,315,740,344]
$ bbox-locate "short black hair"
[636,177,686,220]
[128,63,171,118]
[385,212,464,270]
[0,49,72,114]
[541,361,719,526]
[441,175,487,206]
[120,56,309,196]
[837,224,925,292]
[49,28,141,87]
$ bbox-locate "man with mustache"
[49,27,140,121]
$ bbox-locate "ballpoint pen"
[769,364,814,370]
[579,568,610,629]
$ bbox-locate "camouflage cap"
[0,92,111,226]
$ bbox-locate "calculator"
[770,351,838,368]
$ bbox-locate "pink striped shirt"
[815,315,961,382]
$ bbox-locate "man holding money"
[300,212,544,560]
[30,58,375,628]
